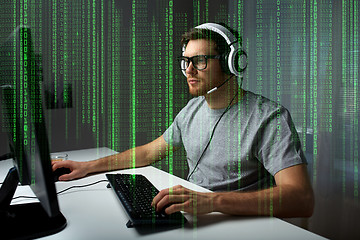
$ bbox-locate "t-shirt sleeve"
[163,97,200,148]
[163,117,183,148]
[256,106,307,176]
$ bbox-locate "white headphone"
[181,23,247,77]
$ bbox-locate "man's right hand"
[50,135,172,181]
[51,160,89,181]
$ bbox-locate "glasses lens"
[193,56,206,70]
[179,56,207,70]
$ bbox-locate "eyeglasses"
[179,55,221,71]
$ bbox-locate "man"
[52,23,314,218]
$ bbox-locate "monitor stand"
[0,167,67,240]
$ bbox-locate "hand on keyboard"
[106,174,187,227]
[151,185,216,215]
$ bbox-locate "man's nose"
[185,61,197,75]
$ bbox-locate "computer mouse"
[157,204,172,217]
[53,167,71,182]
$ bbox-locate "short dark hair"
[181,22,242,56]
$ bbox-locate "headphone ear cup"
[181,45,187,77]
[181,59,187,77]
[235,50,247,72]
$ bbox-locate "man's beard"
[188,85,208,96]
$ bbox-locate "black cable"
[57,179,108,195]
[11,179,109,200]
[187,91,239,181]
[0,152,14,161]
[12,195,37,200]
[0,182,21,186]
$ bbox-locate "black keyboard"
[106,173,187,228]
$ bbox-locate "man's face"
[183,39,227,96]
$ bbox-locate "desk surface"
[0,148,326,240]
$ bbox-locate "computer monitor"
[0,26,66,239]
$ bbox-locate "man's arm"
[52,135,173,181]
[214,164,314,217]
[152,164,314,218]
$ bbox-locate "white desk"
[0,148,326,240]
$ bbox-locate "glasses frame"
[180,55,221,71]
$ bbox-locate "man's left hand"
[151,185,218,215]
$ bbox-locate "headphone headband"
[195,23,238,46]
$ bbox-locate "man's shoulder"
[244,91,281,109]
[175,96,205,120]
[243,91,289,119]
[187,96,205,106]
[181,96,205,111]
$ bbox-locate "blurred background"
[0,0,358,239]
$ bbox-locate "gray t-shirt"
[163,91,306,192]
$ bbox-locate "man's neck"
[204,81,244,109]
